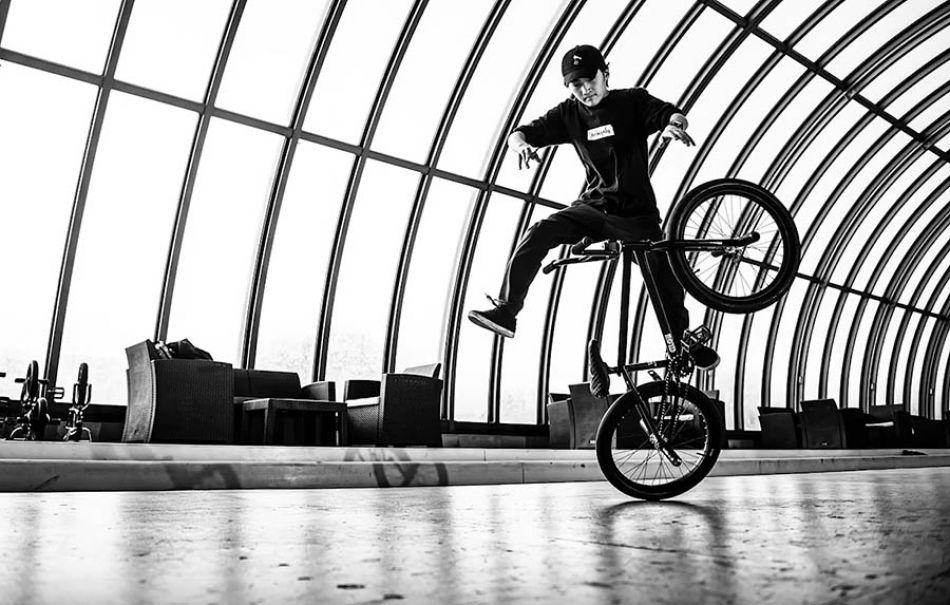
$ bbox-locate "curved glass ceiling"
[1,0,949,428]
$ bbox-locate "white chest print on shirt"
[587,124,615,141]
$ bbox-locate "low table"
[242,399,348,446]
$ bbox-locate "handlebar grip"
[570,237,594,255]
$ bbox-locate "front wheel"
[667,178,800,313]
[595,381,723,500]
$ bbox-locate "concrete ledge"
[1,442,948,492]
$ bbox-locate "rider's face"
[568,70,608,107]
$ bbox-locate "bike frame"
[549,233,755,381]
[546,234,751,464]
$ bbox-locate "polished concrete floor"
[1,468,949,605]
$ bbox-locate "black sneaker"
[689,343,720,370]
[587,339,610,398]
[682,326,719,370]
[468,299,516,338]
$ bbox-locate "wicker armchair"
[123,340,233,443]
[798,399,845,448]
[343,363,443,447]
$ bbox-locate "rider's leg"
[469,204,601,337]
[499,205,600,313]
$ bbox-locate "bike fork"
[624,382,684,467]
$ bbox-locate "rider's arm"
[510,102,571,168]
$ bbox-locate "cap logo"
[572,55,582,65]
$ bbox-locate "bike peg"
[571,237,594,255]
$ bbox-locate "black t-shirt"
[513,87,679,217]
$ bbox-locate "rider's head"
[562,44,609,107]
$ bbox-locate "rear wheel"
[667,178,800,313]
[595,381,723,500]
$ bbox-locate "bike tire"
[667,178,800,313]
[595,381,723,500]
[20,360,39,403]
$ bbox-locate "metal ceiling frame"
[43,0,135,389]
[312,0,429,379]
[442,0,585,423]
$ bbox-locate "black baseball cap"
[562,44,607,85]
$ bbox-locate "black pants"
[498,203,688,340]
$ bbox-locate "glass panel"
[546,249,599,396]
[796,118,891,275]
[304,0,414,144]
[908,91,950,132]
[825,0,936,80]
[741,308,775,423]
[737,76,836,186]
[438,0,567,179]
[802,289,837,402]
[870,181,950,298]
[395,178,477,373]
[0,65,97,399]
[848,299,880,408]
[862,34,950,105]
[373,0,496,163]
[884,60,950,119]
[608,0,692,87]
[712,312,745,430]
[828,148,929,288]
[894,312,925,413]
[826,135,919,286]
[325,160,420,381]
[454,195,523,422]
[772,102,866,230]
[691,57,806,186]
[770,278,808,408]
[166,118,283,364]
[854,164,950,292]
[828,293,861,407]
[917,235,950,313]
[494,0,632,193]
[758,1,821,41]
[644,10,734,104]
[897,227,950,307]
[935,330,950,418]
[876,308,902,403]
[115,0,232,101]
[500,206,558,424]
[911,316,935,415]
[653,36,773,212]
[57,92,197,405]
[255,142,354,383]
[2,0,121,73]
[216,0,332,125]
[793,1,877,63]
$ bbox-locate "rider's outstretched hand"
[660,123,695,147]
[516,145,541,170]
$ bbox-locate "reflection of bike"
[63,363,92,442]
[7,360,60,441]
[544,179,800,500]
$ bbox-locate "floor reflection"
[0,467,948,604]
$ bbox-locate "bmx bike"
[5,360,60,441]
[63,362,92,442]
[542,178,800,500]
